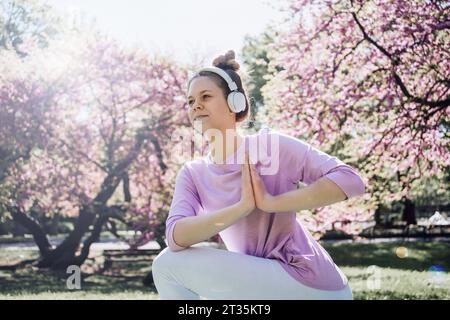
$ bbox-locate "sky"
[44,0,290,66]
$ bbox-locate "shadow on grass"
[322,241,450,271]
[0,250,158,297]
[0,270,157,296]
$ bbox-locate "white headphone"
[196,66,246,113]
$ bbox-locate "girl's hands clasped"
[239,151,256,216]
[240,151,275,215]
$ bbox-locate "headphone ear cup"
[227,91,246,113]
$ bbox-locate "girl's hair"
[187,50,252,124]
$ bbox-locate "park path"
[0,236,160,251]
[1,236,449,251]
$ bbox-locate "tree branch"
[351,11,450,109]
[7,203,52,256]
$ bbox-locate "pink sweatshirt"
[165,126,365,291]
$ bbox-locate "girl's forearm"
[172,201,250,249]
[270,177,348,213]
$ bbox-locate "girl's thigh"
[152,245,352,300]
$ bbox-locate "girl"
[152,50,365,300]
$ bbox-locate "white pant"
[152,245,353,300]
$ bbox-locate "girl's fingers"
[242,152,249,180]
[249,163,259,181]
[244,152,250,180]
[241,161,246,184]
[245,152,253,185]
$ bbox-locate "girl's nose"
[192,102,203,111]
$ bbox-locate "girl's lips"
[195,115,209,120]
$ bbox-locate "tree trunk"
[6,128,154,270]
[36,206,96,269]
[374,207,382,226]
[9,204,52,255]
[402,197,417,225]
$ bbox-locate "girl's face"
[187,76,235,134]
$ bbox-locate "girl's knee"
[152,247,175,274]
[346,286,354,300]
[152,246,196,275]
[339,284,353,300]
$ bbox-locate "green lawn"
[323,241,450,300]
[0,241,449,299]
[0,249,158,300]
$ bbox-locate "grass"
[0,241,449,299]
[322,241,450,300]
[0,249,158,300]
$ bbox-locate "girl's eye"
[188,95,210,105]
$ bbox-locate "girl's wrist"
[236,200,254,217]
[264,194,277,213]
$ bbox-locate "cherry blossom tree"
[1,26,192,269]
[259,0,449,237]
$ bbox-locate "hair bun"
[212,49,240,71]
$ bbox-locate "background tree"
[240,25,280,131]
[1,19,193,269]
[0,0,62,56]
[257,0,449,236]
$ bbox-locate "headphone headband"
[197,67,238,92]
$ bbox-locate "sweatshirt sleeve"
[165,165,202,252]
[278,131,366,199]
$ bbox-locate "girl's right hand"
[239,151,256,216]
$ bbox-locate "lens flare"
[395,246,408,258]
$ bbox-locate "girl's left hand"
[249,162,276,213]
